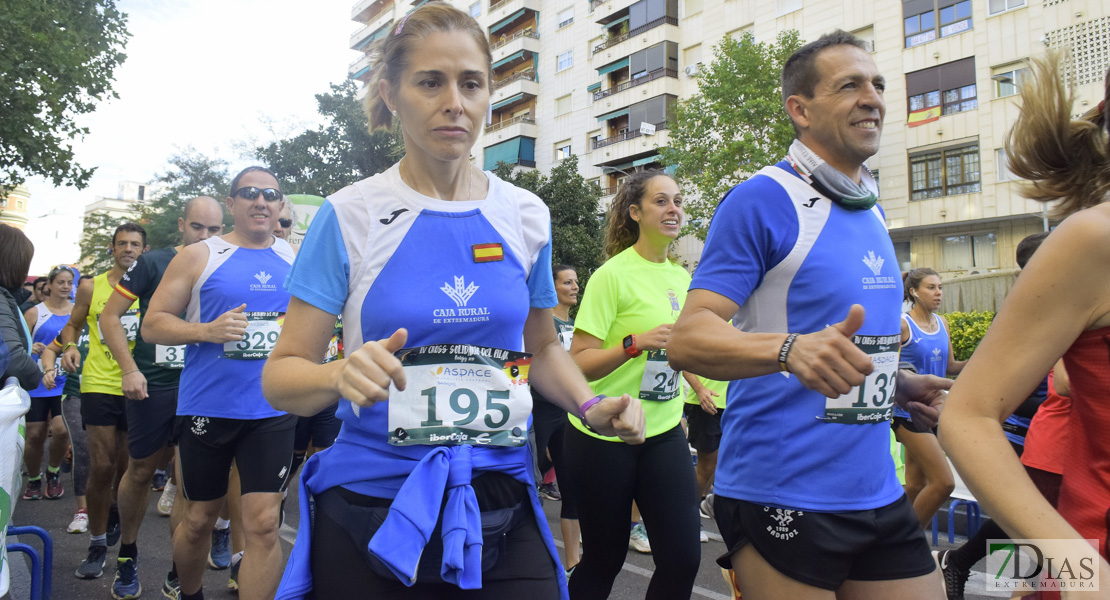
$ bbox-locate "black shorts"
[684,403,724,453]
[26,395,62,423]
[293,403,341,452]
[892,416,934,435]
[714,494,935,590]
[125,386,178,460]
[80,392,128,430]
[176,414,296,502]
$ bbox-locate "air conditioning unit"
[684,63,702,77]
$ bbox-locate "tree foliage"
[78,210,130,275]
[255,80,403,197]
[0,0,130,192]
[493,156,604,309]
[660,30,803,240]
[137,150,233,250]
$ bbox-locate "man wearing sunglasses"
[142,167,296,600]
[272,205,294,243]
[99,195,225,599]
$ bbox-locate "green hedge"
[942,311,994,361]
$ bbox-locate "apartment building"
[347,0,1110,276]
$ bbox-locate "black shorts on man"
[714,494,936,590]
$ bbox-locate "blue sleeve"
[690,174,799,306]
[284,201,350,315]
[527,226,557,309]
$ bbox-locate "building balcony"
[352,0,392,23]
[491,27,538,52]
[593,68,679,111]
[592,125,670,166]
[594,0,641,25]
[592,17,678,62]
[488,0,541,22]
[349,53,375,82]
[491,36,540,75]
[350,8,395,51]
[491,73,539,108]
[484,115,539,141]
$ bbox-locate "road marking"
[553,538,731,600]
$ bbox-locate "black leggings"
[533,399,577,519]
[562,424,700,600]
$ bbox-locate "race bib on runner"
[223,312,283,360]
[154,344,186,368]
[98,310,140,343]
[639,349,680,401]
[822,334,900,424]
[388,344,532,447]
[322,318,343,364]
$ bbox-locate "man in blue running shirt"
[671,30,949,600]
[143,167,295,600]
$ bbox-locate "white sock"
[215,518,230,530]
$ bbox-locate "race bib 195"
[223,312,283,360]
[639,349,680,402]
[388,344,532,447]
[822,334,900,424]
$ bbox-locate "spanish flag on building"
[907,106,941,127]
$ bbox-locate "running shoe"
[67,509,89,534]
[161,573,181,599]
[61,446,73,473]
[628,523,652,554]
[112,557,142,599]
[209,527,232,569]
[933,549,970,600]
[158,482,176,517]
[700,523,709,543]
[227,556,241,593]
[45,470,64,499]
[538,482,561,502]
[22,478,42,501]
[107,505,122,546]
[151,470,167,492]
[700,493,716,520]
[75,544,108,579]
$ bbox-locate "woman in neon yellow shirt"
[564,171,704,598]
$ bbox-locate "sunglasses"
[232,186,283,202]
[278,218,293,228]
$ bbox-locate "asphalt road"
[7,474,1012,600]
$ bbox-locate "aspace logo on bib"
[433,276,491,324]
[860,250,898,290]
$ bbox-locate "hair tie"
[394,13,411,36]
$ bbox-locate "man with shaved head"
[99,195,225,598]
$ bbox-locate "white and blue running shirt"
[178,236,295,420]
[690,161,905,512]
[285,164,556,498]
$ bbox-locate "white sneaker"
[158,482,176,517]
[67,509,89,534]
[628,523,651,554]
[699,524,709,543]
[700,493,715,520]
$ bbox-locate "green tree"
[660,30,803,240]
[78,211,130,275]
[0,0,130,192]
[136,149,232,250]
[493,156,604,309]
[256,80,403,196]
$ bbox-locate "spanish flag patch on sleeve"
[472,243,504,263]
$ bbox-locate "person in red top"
[940,53,1110,592]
